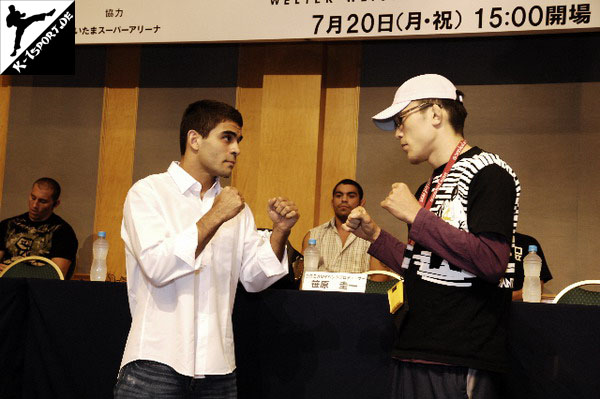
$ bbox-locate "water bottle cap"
[308,239,317,245]
[98,231,106,238]
[528,245,537,252]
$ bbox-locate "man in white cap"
[343,74,520,398]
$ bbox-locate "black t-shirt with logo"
[395,147,520,373]
[0,212,78,279]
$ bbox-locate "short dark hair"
[333,179,364,201]
[179,100,243,155]
[33,177,61,203]
[420,90,468,134]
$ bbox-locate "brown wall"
[234,43,361,248]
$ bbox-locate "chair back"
[363,270,403,294]
[552,280,600,306]
[0,256,64,280]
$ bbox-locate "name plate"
[302,271,367,293]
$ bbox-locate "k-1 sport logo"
[1,1,74,75]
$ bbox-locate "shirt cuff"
[173,224,199,269]
[257,242,288,278]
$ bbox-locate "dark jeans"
[113,360,237,399]
[391,359,506,399]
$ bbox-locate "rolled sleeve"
[174,223,200,268]
[238,208,288,292]
[257,242,288,278]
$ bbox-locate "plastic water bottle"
[522,244,542,303]
[304,239,320,272]
[90,231,109,282]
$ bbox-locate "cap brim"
[371,100,410,131]
[372,118,396,131]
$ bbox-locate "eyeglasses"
[393,102,435,128]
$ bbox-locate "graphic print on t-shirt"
[408,151,520,288]
[2,217,59,264]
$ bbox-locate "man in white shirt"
[114,100,299,398]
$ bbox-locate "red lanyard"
[408,139,467,246]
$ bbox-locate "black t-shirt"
[0,212,78,279]
[395,147,519,373]
[505,232,553,290]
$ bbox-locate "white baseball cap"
[372,74,462,131]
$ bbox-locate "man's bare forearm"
[269,227,290,262]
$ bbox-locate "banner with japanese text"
[75,0,599,44]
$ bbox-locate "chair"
[552,280,600,306]
[0,255,64,280]
[364,270,403,294]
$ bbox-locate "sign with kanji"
[302,271,367,293]
[74,0,598,44]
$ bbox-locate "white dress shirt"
[120,161,288,377]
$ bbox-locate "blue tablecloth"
[1,279,599,398]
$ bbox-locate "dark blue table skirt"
[1,279,598,399]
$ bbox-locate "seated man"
[0,178,78,279]
[506,232,553,300]
[302,179,389,279]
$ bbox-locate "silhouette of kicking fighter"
[6,5,55,57]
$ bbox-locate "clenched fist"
[342,206,381,242]
[268,197,299,233]
[380,183,421,224]
[212,186,245,224]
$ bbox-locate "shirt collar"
[432,146,480,176]
[167,161,221,197]
[326,217,336,229]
